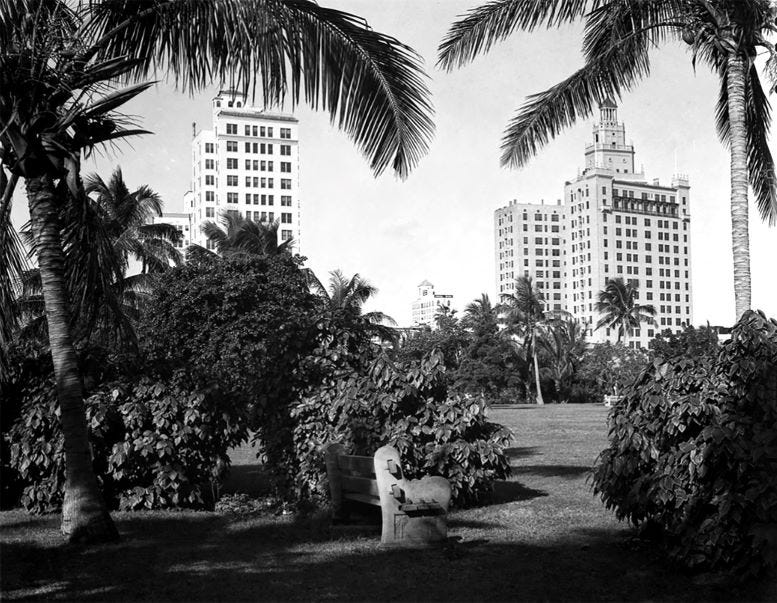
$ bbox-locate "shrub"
[7,371,247,512]
[592,310,777,576]
[292,334,512,508]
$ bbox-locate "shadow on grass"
[505,446,542,460]
[511,465,592,479]
[3,511,774,602]
[490,480,548,504]
[221,464,274,498]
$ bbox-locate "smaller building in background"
[411,280,454,327]
[152,212,192,249]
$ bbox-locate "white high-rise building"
[152,212,192,250]
[189,90,301,249]
[495,99,693,348]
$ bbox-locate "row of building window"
[223,124,293,139]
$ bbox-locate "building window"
[281,162,291,173]
[281,195,292,207]
[226,123,237,134]
[205,143,214,153]
[205,207,215,217]
[280,128,291,139]
[227,192,238,203]
[205,191,215,202]
[205,159,214,169]
[281,179,292,190]
[281,144,292,156]
[281,212,292,224]
[268,127,274,137]
[227,175,238,187]
[226,141,237,152]
[226,158,238,169]
[205,175,214,185]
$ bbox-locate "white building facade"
[495,100,693,348]
[189,90,301,250]
[411,280,454,327]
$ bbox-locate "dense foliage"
[6,366,247,513]
[569,343,649,403]
[592,310,777,576]
[648,324,720,360]
[292,324,512,508]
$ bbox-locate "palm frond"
[500,32,652,168]
[438,0,597,71]
[85,0,434,178]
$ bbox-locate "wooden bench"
[324,443,451,546]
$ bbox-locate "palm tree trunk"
[26,175,118,544]
[726,53,751,321]
[531,330,544,405]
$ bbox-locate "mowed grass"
[2,405,776,601]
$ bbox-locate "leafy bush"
[292,329,512,508]
[7,371,247,513]
[592,310,777,576]
[139,254,318,477]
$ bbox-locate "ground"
[2,405,775,601]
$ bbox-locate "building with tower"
[411,280,454,327]
[188,90,301,249]
[494,99,693,348]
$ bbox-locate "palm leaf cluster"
[594,277,657,342]
[196,212,293,259]
[309,269,398,344]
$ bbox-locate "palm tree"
[439,0,777,321]
[197,212,293,258]
[1,0,433,542]
[501,276,554,405]
[538,318,586,403]
[595,278,657,345]
[85,167,182,274]
[461,293,500,337]
[310,269,398,344]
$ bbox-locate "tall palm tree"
[310,269,398,344]
[198,211,293,258]
[85,167,182,274]
[439,0,777,321]
[1,0,433,543]
[595,278,657,345]
[501,276,554,405]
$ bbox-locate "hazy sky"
[11,0,777,326]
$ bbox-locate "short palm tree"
[595,278,657,345]
[462,293,500,337]
[85,168,182,274]
[310,269,398,344]
[198,212,293,258]
[538,318,586,403]
[1,0,433,542]
[501,276,554,405]
[439,0,777,321]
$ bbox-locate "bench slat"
[337,455,375,475]
[399,502,445,516]
[341,475,380,498]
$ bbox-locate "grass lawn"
[2,405,775,601]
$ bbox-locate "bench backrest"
[324,443,381,507]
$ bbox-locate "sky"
[10,0,777,327]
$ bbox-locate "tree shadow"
[490,480,548,504]
[505,446,542,460]
[511,465,592,479]
[4,513,774,602]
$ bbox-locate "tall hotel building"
[189,90,300,249]
[495,99,693,348]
